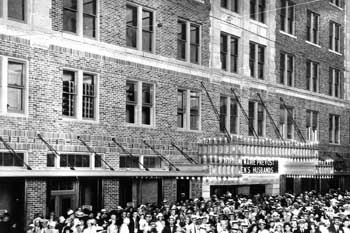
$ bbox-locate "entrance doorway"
[48,179,78,217]
[177,179,190,201]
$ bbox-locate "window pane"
[82,74,95,118]
[219,96,227,132]
[83,0,96,15]
[8,62,24,85]
[14,153,24,167]
[177,21,187,60]
[47,154,55,167]
[142,10,153,52]
[7,88,23,112]
[126,81,136,124]
[248,102,255,136]
[190,25,199,44]
[126,5,137,48]
[142,83,152,105]
[3,153,14,166]
[60,154,67,167]
[126,105,135,123]
[230,100,238,134]
[142,107,151,125]
[62,70,76,116]
[95,154,102,168]
[83,14,96,37]
[257,103,264,136]
[63,10,77,33]
[190,92,200,130]
[64,0,77,8]
[177,90,185,128]
[220,34,228,70]
[8,0,25,21]
[249,43,255,77]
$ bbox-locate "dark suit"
[294,228,310,233]
[129,217,140,233]
[162,225,177,233]
[328,225,344,233]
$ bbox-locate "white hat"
[156,213,164,218]
[67,209,74,216]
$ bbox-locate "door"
[177,179,190,201]
[119,178,133,207]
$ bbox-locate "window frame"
[219,95,239,135]
[47,152,104,169]
[126,3,155,53]
[306,60,319,93]
[0,151,27,168]
[177,89,201,131]
[125,80,155,127]
[250,0,266,24]
[329,67,341,98]
[61,69,99,122]
[221,0,239,13]
[0,56,28,116]
[249,41,265,80]
[0,0,27,23]
[280,0,295,35]
[329,21,341,53]
[306,110,318,142]
[329,0,342,8]
[279,52,294,86]
[248,101,265,137]
[220,32,239,73]
[329,114,340,144]
[279,105,294,140]
[306,10,320,45]
[177,19,202,65]
[62,0,99,39]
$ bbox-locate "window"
[62,70,98,120]
[221,0,239,13]
[280,52,294,86]
[60,154,90,167]
[249,42,265,79]
[220,96,239,134]
[329,68,341,98]
[248,101,265,137]
[250,0,265,23]
[63,0,97,38]
[177,89,201,131]
[306,110,318,142]
[7,61,25,113]
[329,114,340,144]
[329,21,341,53]
[177,20,201,64]
[0,58,27,115]
[220,33,239,73]
[329,0,342,8]
[280,0,295,34]
[7,0,25,21]
[120,156,139,168]
[306,60,319,92]
[143,156,161,168]
[307,10,319,44]
[47,154,56,167]
[0,152,24,167]
[126,4,154,52]
[126,80,154,126]
[279,105,294,139]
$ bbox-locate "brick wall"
[25,178,47,224]
[102,178,119,210]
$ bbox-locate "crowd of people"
[22,189,350,233]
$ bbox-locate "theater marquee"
[241,159,279,174]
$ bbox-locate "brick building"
[0,0,349,229]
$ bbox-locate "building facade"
[0,0,349,229]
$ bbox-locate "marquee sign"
[241,159,278,174]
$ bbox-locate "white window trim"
[330,68,341,98]
[281,0,295,35]
[48,152,104,169]
[0,150,28,169]
[178,19,202,65]
[177,89,201,132]
[249,101,265,137]
[63,0,100,40]
[221,33,239,74]
[61,68,99,122]
[126,3,156,53]
[250,42,265,80]
[221,96,240,135]
[280,52,295,86]
[307,61,319,93]
[307,11,319,45]
[280,106,294,140]
[329,114,340,144]
[0,56,29,117]
[306,110,318,142]
[126,80,156,127]
[0,0,28,23]
[330,22,341,53]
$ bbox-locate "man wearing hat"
[294,219,309,233]
[162,215,177,233]
[328,215,344,233]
